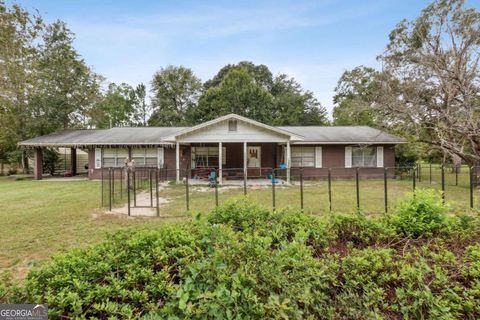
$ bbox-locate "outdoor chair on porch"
[208,170,217,188]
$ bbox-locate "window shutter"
[157,147,164,168]
[315,146,322,168]
[95,148,102,169]
[345,147,352,168]
[376,146,384,167]
[222,147,227,165]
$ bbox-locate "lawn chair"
[208,170,217,188]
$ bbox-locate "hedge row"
[4,189,480,319]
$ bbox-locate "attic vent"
[228,119,237,132]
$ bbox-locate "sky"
[11,0,480,117]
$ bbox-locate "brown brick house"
[19,114,406,182]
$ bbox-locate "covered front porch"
[176,141,292,184]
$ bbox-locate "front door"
[247,146,261,168]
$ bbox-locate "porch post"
[243,142,247,181]
[176,141,180,183]
[286,141,291,184]
[33,147,43,180]
[71,147,77,176]
[218,142,223,185]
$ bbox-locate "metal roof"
[19,124,405,147]
[19,127,186,147]
[278,126,406,144]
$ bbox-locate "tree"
[271,74,328,125]
[190,68,275,124]
[332,66,381,126]
[89,83,136,128]
[204,61,274,91]
[377,0,480,165]
[131,83,150,126]
[192,61,328,125]
[149,65,202,126]
[0,2,102,170]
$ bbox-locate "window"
[352,147,377,167]
[102,148,128,167]
[132,148,158,167]
[291,146,315,167]
[192,147,226,168]
[228,119,237,132]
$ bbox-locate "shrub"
[8,199,480,319]
[390,189,448,237]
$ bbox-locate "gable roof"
[279,126,405,144]
[19,114,406,147]
[162,114,304,142]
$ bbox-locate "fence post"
[429,163,432,184]
[441,165,445,204]
[300,168,304,210]
[127,169,131,216]
[272,170,276,211]
[243,169,247,196]
[412,166,416,191]
[101,168,104,207]
[470,166,474,209]
[455,165,459,186]
[133,171,137,207]
[109,168,112,211]
[185,170,190,211]
[355,167,360,210]
[120,168,123,199]
[215,169,219,207]
[156,168,159,217]
[149,169,153,207]
[111,168,115,204]
[328,169,332,212]
[384,167,388,213]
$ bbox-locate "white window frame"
[102,148,129,167]
[132,148,158,167]
[291,146,315,168]
[192,147,226,168]
[351,146,377,168]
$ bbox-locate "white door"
[247,146,261,168]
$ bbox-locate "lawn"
[1,171,478,281]
[0,177,184,280]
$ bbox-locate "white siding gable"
[176,120,290,142]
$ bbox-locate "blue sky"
[11,0,480,116]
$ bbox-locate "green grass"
[1,170,478,280]
[0,177,184,280]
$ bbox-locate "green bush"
[391,189,448,237]
[8,198,480,319]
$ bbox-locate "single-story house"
[19,114,406,183]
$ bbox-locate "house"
[19,114,406,182]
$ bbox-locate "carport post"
[33,147,43,180]
[127,169,131,216]
[70,147,77,176]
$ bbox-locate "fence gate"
[101,167,160,216]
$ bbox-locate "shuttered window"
[132,148,158,167]
[352,147,377,167]
[291,146,315,167]
[102,148,128,167]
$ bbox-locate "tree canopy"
[332,0,480,165]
